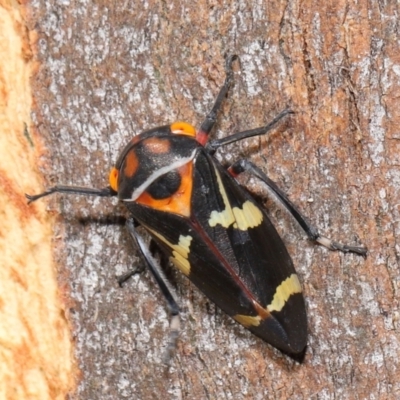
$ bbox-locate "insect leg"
[26,185,116,203]
[229,159,367,256]
[117,264,146,287]
[197,55,238,145]
[126,219,180,363]
[206,108,294,153]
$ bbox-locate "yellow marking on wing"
[148,229,192,275]
[208,168,235,228]
[234,275,301,327]
[170,251,191,276]
[208,169,263,231]
[267,274,302,313]
[234,314,261,327]
[232,201,263,230]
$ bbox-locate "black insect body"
[27,56,367,361]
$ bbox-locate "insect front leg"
[196,54,238,145]
[228,159,367,256]
[125,219,180,363]
[206,108,294,153]
[26,185,116,203]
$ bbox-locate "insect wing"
[126,149,307,355]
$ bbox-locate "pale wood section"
[0,1,75,399]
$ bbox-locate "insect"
[27,55,367,361]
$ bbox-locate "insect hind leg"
[228,159,367,256]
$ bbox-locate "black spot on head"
[147,170,182,199]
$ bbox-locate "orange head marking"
[124,150,139,178]
[136,162,194,217]
[142,137,171,154]
[109,167,119,192]
[170,121,196,137]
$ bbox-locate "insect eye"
[147,170,182,199]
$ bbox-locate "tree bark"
[16,0,400,398]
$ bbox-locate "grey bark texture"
[29,0,399,398]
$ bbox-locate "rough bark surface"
[23,0,400,398]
